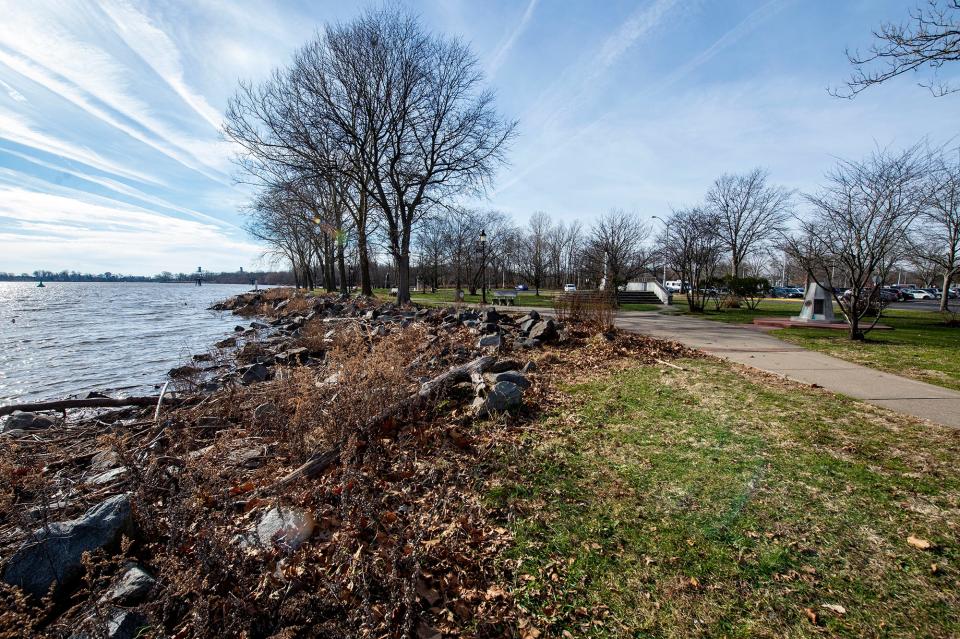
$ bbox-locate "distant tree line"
[0,270,296,285]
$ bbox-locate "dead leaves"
[907,535,932,550]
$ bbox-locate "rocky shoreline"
[3,288,645,638]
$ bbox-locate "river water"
[0,282,259,406]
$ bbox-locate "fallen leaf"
[804,608,818,625]
[930,563,939,574]
[822,603,846,615]
[907,535,932,550]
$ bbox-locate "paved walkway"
[445,302,960,428]
[614,312,960,429]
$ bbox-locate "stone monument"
[792,282,835,323]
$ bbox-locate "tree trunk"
[941,271,954,312]
[337,241,348,296]
[396,253,411,304]
[357,224,373,297]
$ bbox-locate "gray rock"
[521,310,541,323]
[100,565,154,604]
[240,363,269,385]
[242,507,315,552]
[477,381,523,415]
[215,336,237,348]
[228,446,266,469]
[480,309,501,323]
[104,609,149,639]
[3,494,134,598]
[484,370,531,389]
[477,334,502,349]
[479,322,499,334]
[1,411,56,433]
[488,359,523,374]
[253,402,278,420]
[528,319,558,342]
[86,467,127,486]
[250,321,270,330]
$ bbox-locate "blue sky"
[0,0,956,275]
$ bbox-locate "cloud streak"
[486,0,538,79]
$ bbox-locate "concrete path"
[430,301,960,428]
[615,312,960,429]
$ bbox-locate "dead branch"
[267,355,496,491]
[0,396,171,418]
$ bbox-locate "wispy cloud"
[0,147,241,231]
[486,0,538,79]
[0,107,163,185]
[0,185,261,273]
[0,3,230,181]
[98,0,224,130]
[663,0,793,86]
[595,0,680,72]
[0,78,26,102]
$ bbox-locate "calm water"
[0,282,258,406]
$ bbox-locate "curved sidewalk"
[616,312,960,429]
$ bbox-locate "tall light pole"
[479,229,488,304]
[651,215,668,285]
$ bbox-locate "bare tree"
[317,9,516,304]
[584,210,652,293]
[517,212,551,295]
[916,148,960,310]
[664,207,723,312]
[784,146,928,340]
[835,0,960,97]
[705,168,793,277]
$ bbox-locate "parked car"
[515,284,528,291]
[883,286,911,302]
[908,289,936,300]
[563,283,577,292]
[922,288,942,299]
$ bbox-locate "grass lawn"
[672,297,960,392]
[493,358,960,637]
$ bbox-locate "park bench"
[492,289,518,306]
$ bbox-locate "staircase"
[617,290,663,305]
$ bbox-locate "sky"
[0,0,957,275]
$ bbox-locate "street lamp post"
[651,215,668,285]
[479,229,488,305]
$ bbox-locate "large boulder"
[488,359,523,374]
[480,309,501,323]
[477,334,502,349]
[484,370,531,389]
[1,411,56,433]
[528,319,559,342]
[3,494,134,598]
[473,381,523,416]
[240,363,270,385]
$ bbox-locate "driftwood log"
[268,355,496,491]
[0,396,168,418]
